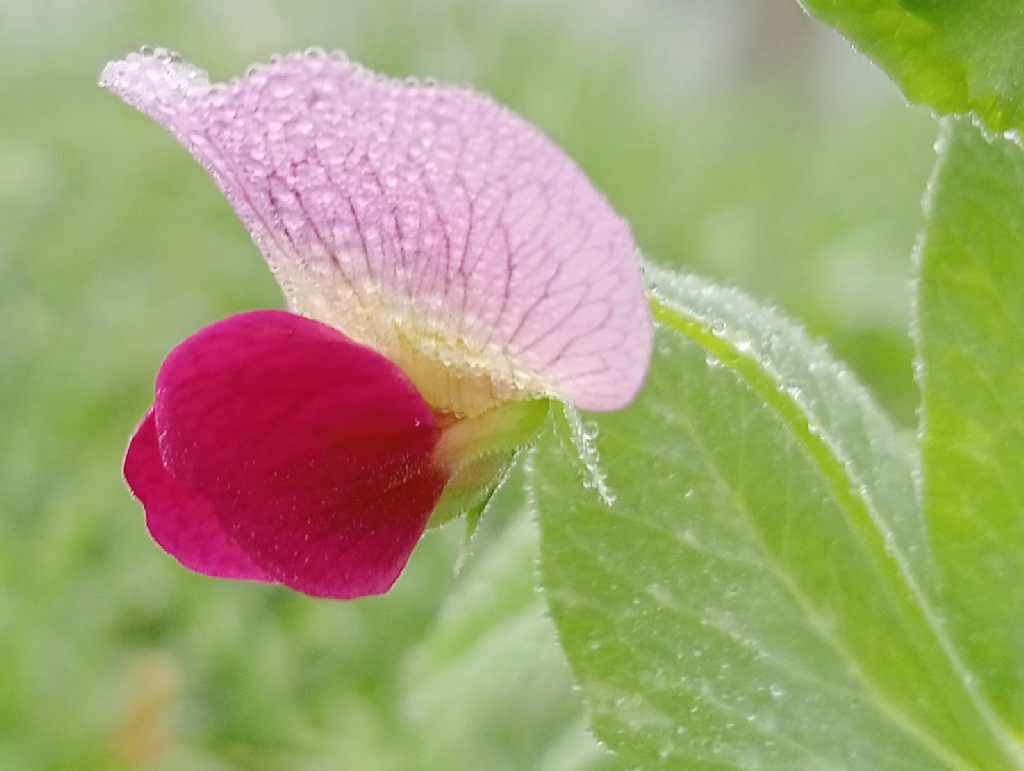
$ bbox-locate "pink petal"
[152,310,447,599]
[100,49,652,414]
[124,409,271,581]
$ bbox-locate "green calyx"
[428,398,551,532]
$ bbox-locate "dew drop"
[561,405,614,505]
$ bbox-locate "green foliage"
[798,0,1024,133]
[532,5,1024,764]
[916,116,1024,734]
[531,272,1022,770]
[536,4,1024,768]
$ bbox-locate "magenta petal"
[100,50,652,414]
[153,310,447,599]
[124,409,271,581]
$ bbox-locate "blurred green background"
[0,0,935,768]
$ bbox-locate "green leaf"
[799,0,1024,133]
[916,115,1024,736]
[532,267,1021,770]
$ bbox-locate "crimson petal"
[124,408,271,581]
[151,310,448,599]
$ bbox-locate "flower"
[101,48,651,598]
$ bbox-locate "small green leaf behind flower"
[404,507,620,771]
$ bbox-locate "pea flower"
[101,48,651,599]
